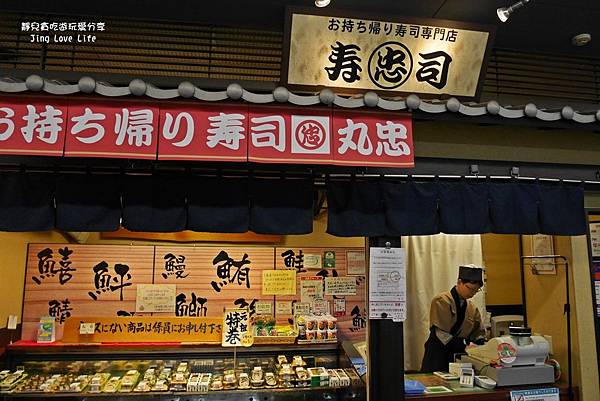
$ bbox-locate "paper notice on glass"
[300,276,324,303]
[136,284,176,313]
[325,276,357,296]
[369,248,406,302]
[590,223,600,257]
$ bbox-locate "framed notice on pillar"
[283,7,495,99]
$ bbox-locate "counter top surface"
[405,374,575,400]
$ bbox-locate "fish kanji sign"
[0,98,414,168]
[283,8,495,98]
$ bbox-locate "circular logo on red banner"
[294,119,326,151]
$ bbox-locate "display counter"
[1,341,365,401]
[405,373,577,401]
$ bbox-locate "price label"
[255,302,273,315]
[79,322,95,335]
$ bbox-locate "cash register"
[460,326,554,386]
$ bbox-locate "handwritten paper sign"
[325,277,357,296]
[346,250,366,275]
[262,270,297,295]
[255,302,273,315]
[300,276,324,303]
[277,301,293,315]
[136,284,176,313]
[222,308,252,347]
[294,302,311,316]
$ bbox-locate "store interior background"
[0,122,599,400]
[0,212,598,397]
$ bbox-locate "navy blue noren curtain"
[383,180,439,236]
[56,173,121,232]
[488,182,540,234]
[250,178,314,235]
[538,182,587,235]
[327,180,387,237]
[327,179,586,237]
[0,173,586,236]
[122,175,187,232]
[438,181,491,234]
[187,176,249,233]
[0,172,55,231]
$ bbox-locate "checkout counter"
[461,326,554,387]
[406,327,577,400]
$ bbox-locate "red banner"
[0,97,414,168]
[64,101,159,159]
[332,110,413,167]
[0,98,68,156]
[158,103,247,162]
[248,106,335,164]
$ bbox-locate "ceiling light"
[315,0,331,7]
[497,0,531,23]
[572,33,591,46]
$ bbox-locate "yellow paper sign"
[262,270,297,295]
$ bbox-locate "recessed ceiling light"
[315,0,331,7]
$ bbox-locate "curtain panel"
[327,179,587,237]
[0,173,587,236]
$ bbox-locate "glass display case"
[1,343,365,401]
